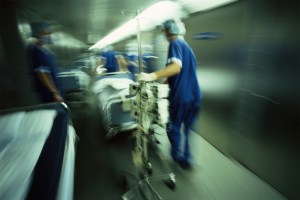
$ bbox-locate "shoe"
[178,159,192,169]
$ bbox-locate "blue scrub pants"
[167,101,200,164]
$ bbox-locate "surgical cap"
[162,19,186,35]
[30,22,52,38]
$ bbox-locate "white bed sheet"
[92,78,134,112]
[0,110,57,200]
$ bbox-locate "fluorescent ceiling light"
[90,20,137,50]
[138,1,184,30]
[89,0,238,50]
[177,0,238,13]
[89,1,184,50]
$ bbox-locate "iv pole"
[135,10,153,175]
[136,10,143,74]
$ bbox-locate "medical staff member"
[137,19,202,169]
[124,52,139,81]
[101,45,119,72]
[27,22,63,103]
[123,43,139,81]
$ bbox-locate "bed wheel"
[146,162,153,175]
[166,173,176,189]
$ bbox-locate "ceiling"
[14,0,163,44]
[13,0,237,47]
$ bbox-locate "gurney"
[92,72,137,139]
[57,68,91,103]
[0,103,76,200]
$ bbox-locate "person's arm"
[137,61,181,82]
[116,55,129,71]
[154,62,181,79]
[36,71,63,102]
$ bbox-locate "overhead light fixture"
[89,1,183,50]
[89,0,238,50]
[177,0,238,13]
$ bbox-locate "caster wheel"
[146,163,153,175]
[166,173,176,189]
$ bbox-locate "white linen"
[92,78,133,92]
[0,110,57,200]
[92,78,134,112]
[0,112,26,147]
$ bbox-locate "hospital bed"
[0,102,76,200]
[92,72,137,139]
[57,67,91,103]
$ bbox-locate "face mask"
[40,35,53,44]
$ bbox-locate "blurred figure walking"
[27,21,64,103]
[137,19,202,169]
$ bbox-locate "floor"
[70,95,287,200]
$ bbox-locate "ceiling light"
[89,0,238,50]
[89,1,184,50]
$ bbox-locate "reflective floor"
[71,97,287,200]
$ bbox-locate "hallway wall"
[0,1,33,108]
[186,1,299,200]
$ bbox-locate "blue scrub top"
[142,53,156,73]
[101,50,119,72]
[124,53,138,73]
[124,53,139,81]
[28,44,63,102]
[166,38,202,106]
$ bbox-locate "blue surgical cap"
[162,19,186,35]
[30,22,52,38]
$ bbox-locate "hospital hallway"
[0,0,299,199]
[70,96,287,200]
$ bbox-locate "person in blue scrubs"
[124,52,139,81]
[27,22,64,103]
[142,45,157,73]
[101,46,119,73]
[137,19,202,168]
